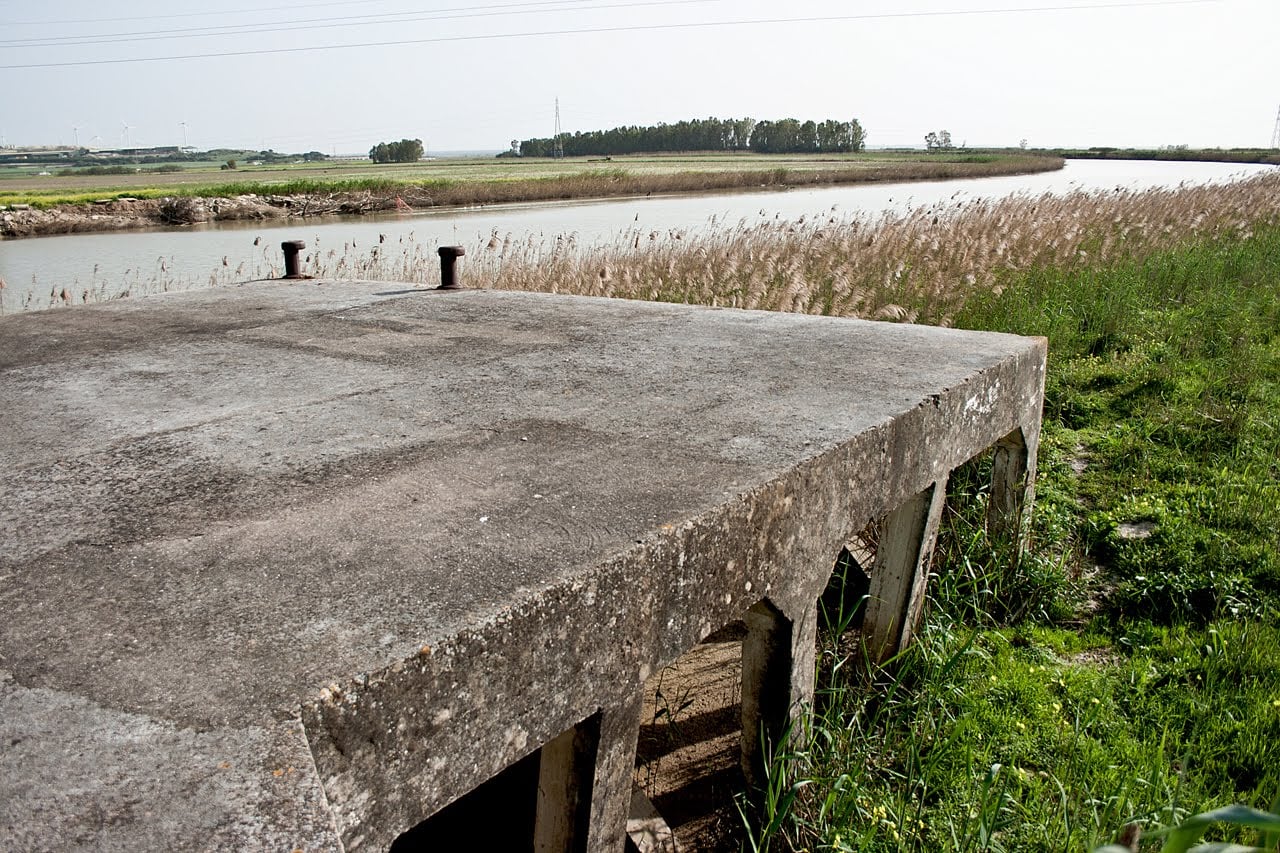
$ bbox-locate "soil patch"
[635,624,747,852]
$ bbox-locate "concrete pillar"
[740,600,814,795]
[626,786,682,853]
[533,693,644,853]
[862,481,948,663]
[534,715,600,853]
[987,427,1033,546]
[585,693,645,853]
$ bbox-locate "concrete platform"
[0,281,1045,851]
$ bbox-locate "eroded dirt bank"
[0,191,419,238]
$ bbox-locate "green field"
[0,151,1058,210]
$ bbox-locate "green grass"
[744,227,1280,851]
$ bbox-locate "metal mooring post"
[437,246,466,290]
[281,240,307,279]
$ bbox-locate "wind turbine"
[179,120,188,148]
[121,121,132,148]
[72,125,80,147]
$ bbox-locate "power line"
[0,0,1222,70]
[0,0,600,28]
[0,0,724,49]
[0,0,698,47]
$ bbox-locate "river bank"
[0,154,1062,239]
[1046,146,1280,165]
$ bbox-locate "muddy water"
[1,159,1272,313]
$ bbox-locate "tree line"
[512,117,866,157]
[369,139,424,163]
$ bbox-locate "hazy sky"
[2,0,1277,154]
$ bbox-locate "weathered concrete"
[863,484,947,662]
[0,281,1045,851]
[626,787,682,853]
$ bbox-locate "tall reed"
[289,171,1280,327]
[466,171,1280,325]
[12,171,1280,320]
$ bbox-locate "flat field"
[0,151,1056,204]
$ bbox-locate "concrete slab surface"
[0,281,1045,851]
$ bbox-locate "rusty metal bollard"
[437,246,465,290]
[281,240,306,279]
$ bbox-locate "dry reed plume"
[12,171,1279,318]
[304,170,1280,326]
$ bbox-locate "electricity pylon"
[553,98,564,159]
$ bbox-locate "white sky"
[1,0,1277,154]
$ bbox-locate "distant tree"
[301,151,328,162]
[850,118,867,151]
[773,119,803,152]
[519,137,552,157]
[924,130,953,152]
[749,120,774,153]
[369,138,424,163]
[816,118,866,152]
[799,120,819,151]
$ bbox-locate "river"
[1,159,1273,313]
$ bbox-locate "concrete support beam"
[625,785,682,853]
[988,427,1034,546]
[583,694,645,853]
[740,600,801,794]
[535,714,601,853]
[862,481,949,663]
